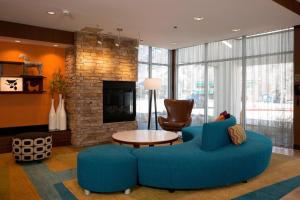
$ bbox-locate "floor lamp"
[144,78,162,130]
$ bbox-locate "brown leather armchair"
[158,99,194,132]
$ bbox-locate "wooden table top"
[112,130,179,147]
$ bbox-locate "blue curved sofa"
[132,116,272,190]
[78,116,272,193]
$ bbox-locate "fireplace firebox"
[103,81,136,123]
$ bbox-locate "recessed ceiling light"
[15,40,21,43]
[193,17,204,21]
[53,44,58,47]
[171,42,177,45]
[47,11,55,15]
[232,28,240,32]
[62,9,70,16]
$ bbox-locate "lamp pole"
[147,90,152,130]
[144,78,161,130]
[147,89,158,130]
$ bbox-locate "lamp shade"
[144,78,162,90]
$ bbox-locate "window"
[177,45,205,124]
[176,29,294,148]
[137,45,170,129]
[245,30,294,148]
[177,63,205,124]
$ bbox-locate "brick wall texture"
[65,31,138,146]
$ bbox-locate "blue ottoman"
[77,144,137,195]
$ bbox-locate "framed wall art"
[0,77,23,91]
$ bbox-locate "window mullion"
[204,43,208,123]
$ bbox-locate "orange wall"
[0,41,65,128]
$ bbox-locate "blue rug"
[234,175,300,200]
[20,161,77,200]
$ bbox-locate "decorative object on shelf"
[59,99,67,130]
[48,80,57,131]
[19,54,43,75]
[50,70,67,130]
[21,75,44,93]
[144,78,162,130]
[0,77,23,91]
[56,94,62,129]
[49,98,57,131]
[26,81,39,91]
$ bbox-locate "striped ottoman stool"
[12,132,52,161]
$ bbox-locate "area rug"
[1,146,300,200]
[234,175,300,200]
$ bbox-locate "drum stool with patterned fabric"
[12,132,52,161]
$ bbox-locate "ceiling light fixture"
[222,41,232,48]
[193,17,204,21]
[47,11,55,15]
[135,32,141,49]
[232,28,240,32]
[96,28,104,46]
[171,42,177,45]
[15,40,21,43]
[53,44,58,47]
[115,28,123,47]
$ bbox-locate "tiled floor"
[272,146,300,157]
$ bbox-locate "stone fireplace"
[65,31,138,146]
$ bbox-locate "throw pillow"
[215,115,225,121]
[219,111,231,119]
[228,124,247,145]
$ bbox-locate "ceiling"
[0,0,299,49]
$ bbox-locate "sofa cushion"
[228,124,247,145]
[201,116,236,151]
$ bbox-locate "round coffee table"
[112,130,179,148]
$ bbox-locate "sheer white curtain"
[209,60,242,122]
[177,64,205,124]
[245,30,294,148]
[176,29,294,148]
[177,45,206,124]
[207,39,243,122]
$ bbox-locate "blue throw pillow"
[201,116,236,151]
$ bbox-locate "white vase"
[59,99,67,130]
[48,98,57,131]
[56,94,62,129]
